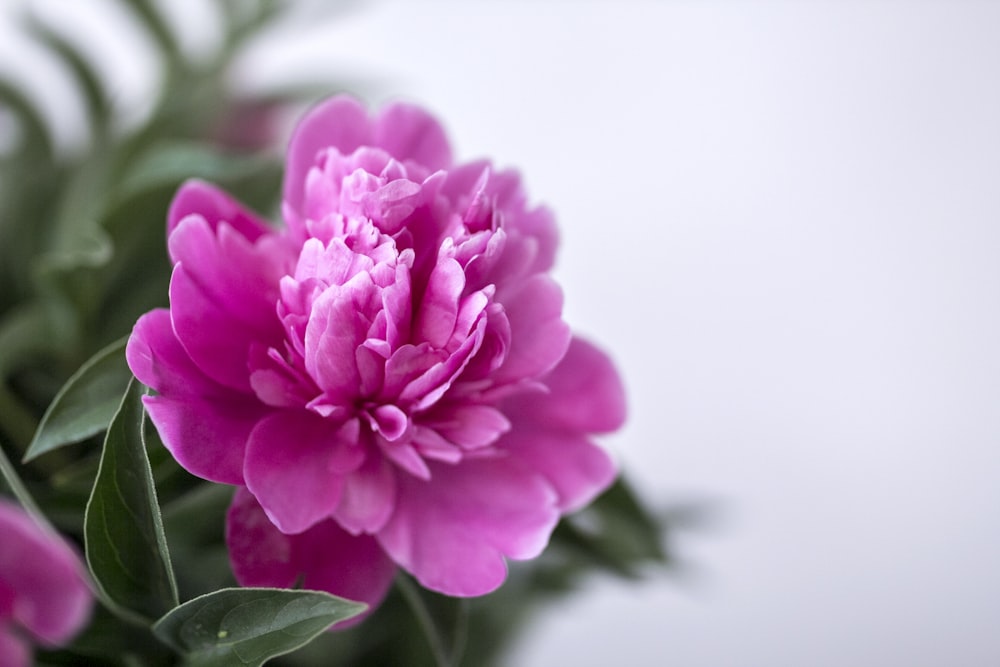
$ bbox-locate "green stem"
[0,437,50,529]
[396,575,451,667]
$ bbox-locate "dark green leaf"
[153,588,366,666]
[24,337,130,462]
[85,377,178,622]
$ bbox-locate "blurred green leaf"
[24,337,130,462]
[153,588,366,666]
[552,476,668,578]
[85,377,178,623]
[0,77,54,160]
[24,17,111,141]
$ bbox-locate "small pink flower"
[127,96,625,611]
[0,500,93,666]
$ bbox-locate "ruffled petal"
[376,458,558,596]
[167,179,272,247]
[244,412,364,534]
[285,96,373,215]
[374,102,453,171]
[227,488,395,628]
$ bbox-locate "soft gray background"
[3,1,999,665]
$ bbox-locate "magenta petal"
[376,459,558,596]
[285,96,373,214]
[414,257,464,348]
[374,102,453,171]
[0,501,92,646]
[128,309,261,485]
[227,488,396,627]
[127,309,220,397]
[502,428,616,513]
[534,337,627,433]
[226,487,297,588]
[493,274,570,384]
[334,455,397,534]
[168,179,271,245]
[0,628,29,667]
[244,412,362,534]
[143,395,258,485]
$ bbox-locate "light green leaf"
[24,337,130,462]
[153,588,366,666]
[24,16,111,140]
[85,377,178,623]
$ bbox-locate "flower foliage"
[0,500,93,667]
[127,95,627,611]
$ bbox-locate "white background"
[3,1,1000,665]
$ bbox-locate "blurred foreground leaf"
[153,588,366,666]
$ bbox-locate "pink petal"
[0,628,29,667]
[501,428,616,513]
[128,309,263,485]
[493,274,570,384]
[333,454,397,535]
[167,179,272,245]
[226,487,297,588]
[227,488,396,628]
[428,404,511,450]
[414,257,464,348]
[374,102,453,171]
[285,96,373,215]
[376,458,558,596]
[244,412,364,534]
[531,336,627,433]
[167,218,288,392]
[303,278,374,400]
[0,501,92,646]
[143,395,259,485]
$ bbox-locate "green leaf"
[24,17,111,141]
[24,337,130,462]
[552,475,669,578]
[85,377,178,623]
[152,588,367,666]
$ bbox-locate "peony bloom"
[127,95,625,611]
[0,499,93,666]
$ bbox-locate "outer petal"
[285,96,372,215]
[227,488,395,628]
[492,274,570,384]
[168,218,288,392]
[507,336,626,433]
[128,309,264,485]
[0,501,92,646]
[374,102,453,171]
[500,429,615,513]
[244,412,364,534]
[376,458,558,596]
[167,179,272,247]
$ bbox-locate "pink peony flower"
[0,499,93,666]
[126,95,625,610]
